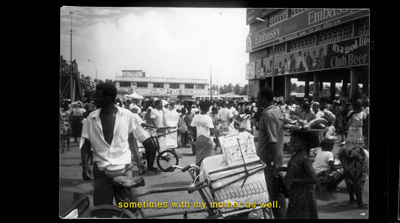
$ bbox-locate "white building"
[115,70,209,101]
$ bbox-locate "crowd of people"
[59,82,370,219]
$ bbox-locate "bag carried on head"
[338,145,368,185]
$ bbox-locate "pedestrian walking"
[80,83,145,212]
[60,107,72,153]
[190,100,215,167]
[256,86,287,219]
[70,101,86,143]
[285,130,318,219]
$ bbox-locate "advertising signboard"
[245,62,255,80]
[325,35,369,69]
[249,9,369,52]
[261,35,369,77]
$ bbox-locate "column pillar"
[304,80,310,99]
[313,72,320,102]
[330,81,336,101]
[284,76,291,101]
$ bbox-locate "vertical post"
[304,80,310,99]
[313,72,320,102]
[69,11,74,102]
[349,68,359,100]
[284,76,291,101]
[330,81,336,101]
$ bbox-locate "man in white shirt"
[218,101,234,135]
[190,100,215,166]
[218,101,233,124]
[129,99,141,114]
[81,83,145,208]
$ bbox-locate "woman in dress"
[285,130,318,219]
[345,101,366,146]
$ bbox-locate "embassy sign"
[249,9,369,52]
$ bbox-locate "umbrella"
[125,92,144,100]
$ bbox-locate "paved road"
[59,137,369,219]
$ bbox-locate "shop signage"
[245,62,255,80]
[260,35,369,77]
[325,35,369,68]
[249,9,369,52]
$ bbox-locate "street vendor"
[312,136,345,192]
[256,86,287,219]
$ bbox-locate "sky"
[60,6,250,87]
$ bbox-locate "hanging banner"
[249,9,369,52]
[325,35,369,68]
[259,35,369,77]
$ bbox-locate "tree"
[233,84,241,94]
[239,84,248,95]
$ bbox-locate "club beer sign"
[326,35,369,68]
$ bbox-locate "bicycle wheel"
[90,205,139,218]
[157,150,179,172]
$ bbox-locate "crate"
[218,131,259,166]
[201,155,270,217]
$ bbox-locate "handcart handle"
[172,164,200,172]
[188,181,208,194]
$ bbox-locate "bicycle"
[138,126,180,172]
[89,161,275,219]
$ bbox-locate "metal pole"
[70,11,74,102]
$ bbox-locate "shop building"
[246,8,370,102]
[115,70,209,101]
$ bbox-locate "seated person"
[312,139,345,192]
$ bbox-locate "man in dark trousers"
[256,86,287,219]
[81,83,145,209]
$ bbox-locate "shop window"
[137,82,148,88]
[185,84,194,89]
[120,82,131,87]
[153,83,164,88]
[169,83,180,89]
[196,84,205,89]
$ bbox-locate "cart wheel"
[157,150,179,172]
[90,205,139,218]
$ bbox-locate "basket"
[201,155,270,217]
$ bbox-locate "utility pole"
[70,11,74,102]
